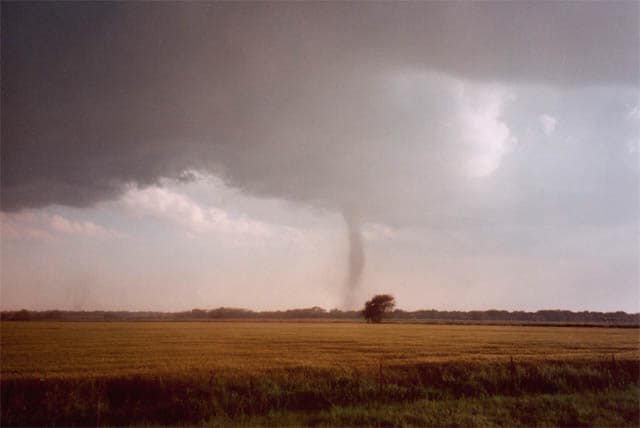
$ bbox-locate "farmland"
[2,321,639,426]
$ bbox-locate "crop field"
[2,321,639,426]
[1,322,639,379]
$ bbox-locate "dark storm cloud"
[1,1,638,217]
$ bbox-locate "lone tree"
[362,294,396,323]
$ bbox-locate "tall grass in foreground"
[2,359,638,426]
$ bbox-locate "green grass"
[1,321,639,426]
[222,386,640,427]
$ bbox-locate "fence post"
[378,360,383,396]
[611,354,617,386]
[509,356,516,387]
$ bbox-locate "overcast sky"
[1,2,638,312]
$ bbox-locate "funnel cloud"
[343,211,365,309]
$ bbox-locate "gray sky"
[1,2,638,312]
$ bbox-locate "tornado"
[342,210,365,309]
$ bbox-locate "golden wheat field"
[2,321,638,379]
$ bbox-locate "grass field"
[1,321,639,426]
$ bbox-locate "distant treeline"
[1,307,638,325]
